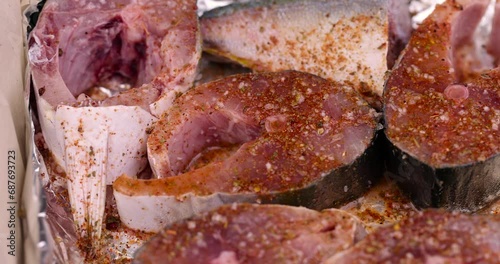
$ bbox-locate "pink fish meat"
[326,210,500,263]
[133,204,366,264]
[384,0,500,212]
[113,70,382,232]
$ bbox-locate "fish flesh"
[133,203,366,264]
[384,0,500,211]
[199,0,412,107]
[28,0,200,257]
[113,70,383,232]
[326,210,500,263]
[29,0,201,115]
[488,0,500,67]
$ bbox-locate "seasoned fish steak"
[200,0,411,107]
[133,204,366,264]
[114,70,383,232]
[384,0,500,211]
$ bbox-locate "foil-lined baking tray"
[14,0,497,263]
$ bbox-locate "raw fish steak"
[384,0,500,211]
[29,0,201,115]
[326,210,500,263]
[133,203,366,264]
[113,70,383,232]
[200,0,412,107]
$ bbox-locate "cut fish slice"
[29,0,201,115]
[133,204,366,264]
[199,0,412,107]
[114,70,383,232]
[28,0,200,256]
[326,210,500,263]
[384,0,500,211]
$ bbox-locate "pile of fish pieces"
[133,204,500,264]
[28,0,388,259]
[113,0,416,234]
[28,0,200,257]
[131,0,499,261]
[132,0,500,261]
[200,0,500,212]
[28,0,500,262]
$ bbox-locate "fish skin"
[193,55,252,87]
[114,70,382,232]
[383,0,500,211]
[325,210,500,264]
[132,204,366,264]
[200,0,411,107]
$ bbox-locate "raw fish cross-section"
[384,0,500,212]
[114,70,383,232]
[200,0,412,107]
[133,204,366,264]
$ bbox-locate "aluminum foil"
[22,0,480,263]
[23,1,56,262]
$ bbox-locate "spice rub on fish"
[199,0,412,107]
[133,204,366,264]
[27,0,200,256]
[113,71,382,232]
[326,210,500,264]
[384,0,500,212]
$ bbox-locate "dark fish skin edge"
[384,134,500,212]
[26,0,47,37]
[201,0,304,18]
[258,129,385,210]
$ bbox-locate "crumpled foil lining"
[24,0,452,263]
[23,1,55,263]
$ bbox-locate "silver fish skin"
[200,0,411,107]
